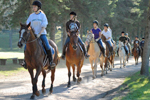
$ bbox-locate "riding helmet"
[125,33,128,36]
[121,31,125,34]
[135,36,139,38]
[93,20,99,25]
[70,11,77,16]
[32,1,42,9]
[142,37,145,39]
[104,23,109,28]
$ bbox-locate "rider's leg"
[111,39,114,44]
[97,39,105,57]
[87,45,90,52]
[40,35,56,68]
[78,37,90,58]
[124,45,129,55]
[117,48,119,56]
[61,36,70,60]
[21,45,27,69]
[105,40,113,57]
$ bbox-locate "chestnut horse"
[101,34,115,73]
[65,31,84,87]
[132,43,140,65]
[18,23,59,99]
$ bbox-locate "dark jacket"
[66,20,80,33]
[140,40,145,48]
[119,36,127,44]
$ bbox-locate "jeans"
[64,36,83,45]
[124,45,129,54]
[24,34,53,51]
[97,39,104,48]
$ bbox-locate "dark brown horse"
[18,23,59,99]
[132,43,140,65]
[101,34,114,73]
[65,31,84,87]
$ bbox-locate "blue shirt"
[91,28,101,39]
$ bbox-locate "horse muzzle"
[18,42,23,48]
[73,45,77,50]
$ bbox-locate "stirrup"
[61,55,65,60]
[49,62,56,70]
[20,61,27,69]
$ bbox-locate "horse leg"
[100,57,104,76]
[77,61,82,83]
[49,68,56,94]
[33,67,42,97]
[66,61,71,87]
[120,57,122,68]
[108,56,113,71]
[28,68,35,99]
[72,64,76,82]
[105,57,108,74]
[42,69,46,94]
[90,59,95,78]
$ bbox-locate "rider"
[118,31,129,56]
[125,33,131,44]
[61,11,90,59]
[132,36,141,55]
[108,26,114,44]
[22,1,56,69]
[87,20,105,57]
[102,23,113,57]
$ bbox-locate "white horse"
[118,41,127,68]
[85,32,105,78]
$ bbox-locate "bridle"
[19,30,38,44]
[86,33,95,44]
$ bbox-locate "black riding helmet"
[70,11,76,16]
[32,1,42,9]
[93,20,99,25]
[104,23,109,28]
[135,36,139,38]
[121,31,125,34]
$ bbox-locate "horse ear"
[20,23,23,26]
[27,22,31,28]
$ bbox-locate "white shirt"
[102,30,112,41]
[26,12,48,35]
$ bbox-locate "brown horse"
[101,34,114,73]
[17,23,59,99]
[132,43,140,65]
[65,31,84,87]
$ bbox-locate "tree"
[140,0,150,76]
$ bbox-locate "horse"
[132,43,140,65]
[85,32,105,78]
[65,31,84,87]
[101,34,115,73]
[17,23,59,99]
[118,41,127,68]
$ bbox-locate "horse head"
[18,22,31,48]
[101,34,106,42]
[85,31,94,45]
[119,41,124,48]
[69,30,78,50]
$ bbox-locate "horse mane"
[29,26,38,38]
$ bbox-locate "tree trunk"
[29,0,33,14]
[140,0,150,76]
[49,14,56,42]
[62,16,67,48]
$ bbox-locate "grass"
[113,68,150,100]
[0,59,26,77]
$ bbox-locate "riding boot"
[117,48,119,56]
[21,60,27,69]
[87,45,90,52]
[47,49,56,70]
[80,43,90,59]
[124,46,128,55]
[98,44,105,57]
[61,44,67,60]
[21,50,27,69]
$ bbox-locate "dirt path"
[0,57,142,100]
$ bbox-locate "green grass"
[113,68,150,100]
[0,59,26,77]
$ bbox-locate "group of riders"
[21,1,145,69]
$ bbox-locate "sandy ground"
[0,57,143,100]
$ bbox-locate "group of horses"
[17,23,140,99]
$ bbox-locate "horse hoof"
[49,90,53,94]
[35,91,40,96]
[93,76,96,79]
[101,74,103,77]
[78,77,82,82]
[30,95,35,99]
[67,84,71,88]
[42,89,46,94]
[110,69,112,71]
[73,77,76,82]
